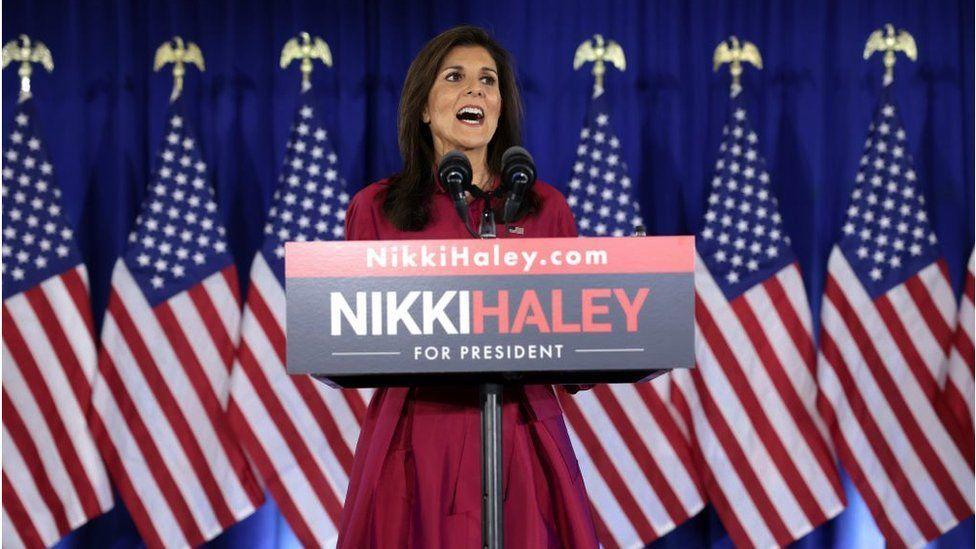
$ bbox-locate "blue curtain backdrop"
[3,0,973,547]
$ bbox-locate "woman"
[338,26,598,548]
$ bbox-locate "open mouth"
[456,106,485,126]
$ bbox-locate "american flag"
[566,92,644,237]
[226,93,369,547]
[944,249,974,442]
[817,92,974,546]
[88,105,264,547]
[2,102,114,548]
[562,91,705,547]
[670,99,846,547]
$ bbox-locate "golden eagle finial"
[2,35,54,102]
[280,32,333,92]
[153,36,205,103]
[864,24,917,87]
[573,34,626,98]
[713,36,762,98]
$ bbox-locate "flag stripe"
[3,360,92,529]
[188,280,236,368]
[226,397,334,547]
[559,393,656,541]
[696,294,820,533]
[108,290,236,528]
[670,372,776,547]
[577,388,672,534]
[729,294,843,510]
[3,472,45,549]
[820,284,944,538]
[236,340,345,522]
[59,266,96,340]
[2,391,72,536]
[2,306,97,525]
[877,292,973,468]
[88,375,173,549]
[631,382,703,505]
[598,385,691,523]
[827,271,972,507]
[905,273,953,348]
[562,420,638,547]
[815,358,915,545]
[163,291,261,492]
[764,271,816,374]
[98,327,207,544]
[245,281,356,472]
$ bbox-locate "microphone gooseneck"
[501,146,536,224]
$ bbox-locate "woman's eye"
[480,75,496,85]
[446,71,462,82]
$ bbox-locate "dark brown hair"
[382,25,539,231]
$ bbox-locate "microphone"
[501,146,536,224]
[437,150,473,224]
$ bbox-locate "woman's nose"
[465,85,485,97]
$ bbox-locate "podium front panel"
[286,236,694,382]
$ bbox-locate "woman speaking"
[338,26,599,548]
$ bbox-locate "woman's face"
[423,45,501,158]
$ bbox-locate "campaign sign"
[285,236,694,382]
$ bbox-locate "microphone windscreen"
[501,145,532,166]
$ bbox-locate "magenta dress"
[336,177,599,548]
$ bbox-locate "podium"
[286,236,695,548]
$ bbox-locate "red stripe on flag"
[221,267,243,308]
[822,276,941,537]
[697,295,826,527]
[235,341,345,523]
[2,306,96,528]
[153,301,263,506]
[904,275,953,351]
[817,330,912,547]
[813,380,905,546]
[953,329,975,373]
[108,291,230,536]
[669,380,753,547]
[730,293,844,503]
[587,498,620,549]
[686,368,793,545]
[187,283,235,371]
[21,288,103,517]
[632,382,702,495]
[592,385,689,524]
[1,390,71,535]
[96,347,206,544]
[60,268,96,341]
[226,398,322,546]
[875,296,973,468]
[558,393,657,541]
[85,398,166,548]
[342,390,367,425]
[23,286,94,408]
[245,285,356,472]
[763,275,817,372]
[3,471,47,548]
[873,294,974,474]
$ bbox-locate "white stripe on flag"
[112,264,255,515]
[563,420,640,547]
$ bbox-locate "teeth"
[457,107,484,117]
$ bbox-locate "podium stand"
[285,236,695,548]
